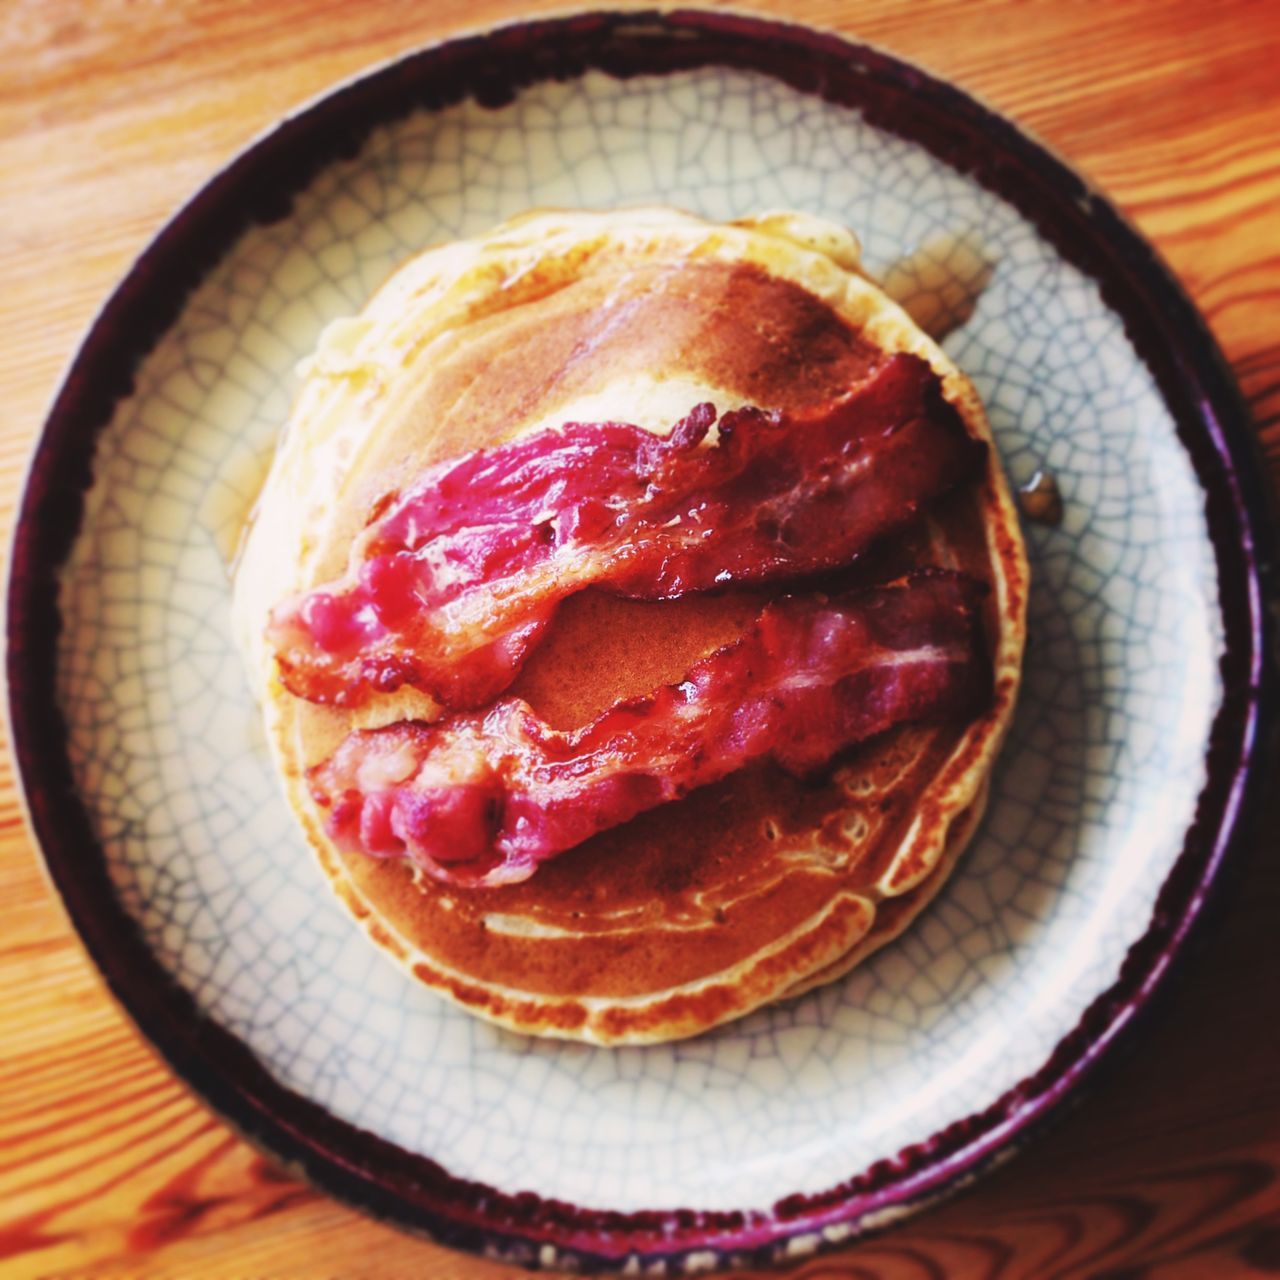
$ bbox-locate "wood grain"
[2,2,1278,1277]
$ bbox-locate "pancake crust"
[234,208,1027,1044]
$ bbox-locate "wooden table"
[3,2,1277,1276]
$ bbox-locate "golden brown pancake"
[233,208,1027,1045]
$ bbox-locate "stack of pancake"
[233,208,1026,1045]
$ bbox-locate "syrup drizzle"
[879,230,995,342]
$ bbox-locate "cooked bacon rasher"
[270,355,986,711]
[307,572,989,887]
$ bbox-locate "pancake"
[233,208,1027,1045]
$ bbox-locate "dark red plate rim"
[6,9,1276,1272]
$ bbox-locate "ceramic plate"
[7,11,1273,1273]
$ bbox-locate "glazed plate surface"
[7,12,1270,1272]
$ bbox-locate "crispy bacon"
[270,354,986,709]
[308,572,989,887]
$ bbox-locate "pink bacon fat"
[307,571,990,887]
[269,354,987,710]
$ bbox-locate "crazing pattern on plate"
[58,69,1222,1215]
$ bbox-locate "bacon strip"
[270,354,986,709]
[308,572,989,887]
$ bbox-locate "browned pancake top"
[307,258,884,585]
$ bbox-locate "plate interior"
[56,67,1222,1212]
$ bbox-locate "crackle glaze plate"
[7,11,1273,1274]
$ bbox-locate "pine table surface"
[2,2,1278,1277]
